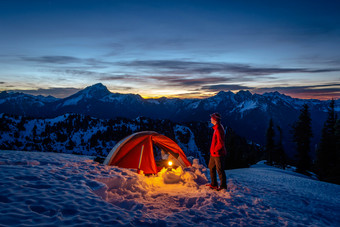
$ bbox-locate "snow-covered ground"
[1,150,339,226]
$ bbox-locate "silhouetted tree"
[177,128,190,144]
[225,127,264,169]
[17,116,26,131]
[317,100,338,183]
[0,114,10,131]
[66,139,75,150]
[265,118,275,165]
[32,125,37,138]
[292,104,313,173]
[276,126,287,169]
[334,119,340,184]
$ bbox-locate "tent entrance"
[153,144,181,170]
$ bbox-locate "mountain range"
[1,83,339,158]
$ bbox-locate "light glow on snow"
[1,150,339,226]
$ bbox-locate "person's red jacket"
[210,123,227,157]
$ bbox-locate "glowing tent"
[104,131,192,174]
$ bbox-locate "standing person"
[208,112,227,190]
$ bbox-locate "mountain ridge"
[2,82,338,102]
[1,83,339,157]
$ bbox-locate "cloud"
[52,69,114,79]
[14,55,340,100]
[21,56,82,64]
[9,87,81,98]
[118,60,340,76]
[293,54,340,67]
[100,74,233,88]
[108,37,195,50]
[201,84,254,92]
[109,86,134,91]
[254,83,340,93]
[253,83,340,100]
[21,55,110,69]
[147,76,232,86]
[100,75,145,81]
[20,55,340,79]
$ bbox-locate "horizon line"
[1,85,338,102]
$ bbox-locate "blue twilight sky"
[1,0,340,100]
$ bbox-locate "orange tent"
[104,131,192,174]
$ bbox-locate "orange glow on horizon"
[2,86,338,101]
[141,93,214,99]
[140,91,339,101]
[284,92,340,101]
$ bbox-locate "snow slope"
[0,150,339,226]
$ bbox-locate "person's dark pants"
[209,155,226,188]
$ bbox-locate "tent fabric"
[104,131,192,174]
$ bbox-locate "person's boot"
[206,184,218,190]
[217,185,227,191]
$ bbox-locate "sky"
[0,0,340,100]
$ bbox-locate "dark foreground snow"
[0,150,339,226]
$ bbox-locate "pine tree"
[292,104,313,173]
[334,119,340,184]
[317,100,338,182]
[265,118,275,165]
[32,125,37,138]
[276,126,287,169]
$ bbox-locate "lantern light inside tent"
[167,160,173,171]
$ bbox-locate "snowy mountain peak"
[235,90,252,100]
[0,91,58,106]
[36,95,59,102]
[263,91,291,99]
[73,83,111,99]
[60,83,111,107]
[264,91,281,96]
[216,90,235,98]
[103,92,144,104]
[205,90,237,107]
[81,83,111,98]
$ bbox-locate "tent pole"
[137,145,144,174]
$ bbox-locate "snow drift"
[0,150,339,226]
